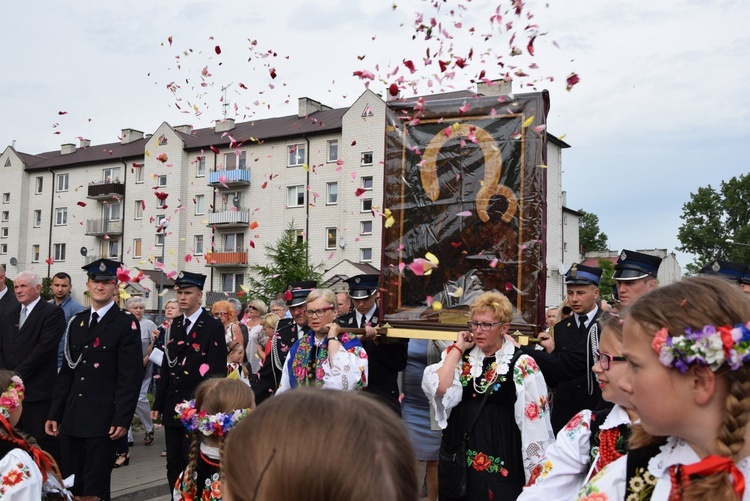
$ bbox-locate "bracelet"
[447,344,463,356]
[326,337,340,344]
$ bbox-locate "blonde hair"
[211,300,237,323]
[469,291,513,324]
[261,313,280,331]
[246,299,268,316]
[304,288,337,308]
[223,388,417,501]
[180,378,255,499]
[626,276,750,501]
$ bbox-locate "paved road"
[111,425,171,501]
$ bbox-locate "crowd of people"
[1,248,750,500]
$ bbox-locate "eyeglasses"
[304,305,335,318]
[271,307,285,313]
[467,321,504,331]
[594,350,626,370]
[214,312,229,317]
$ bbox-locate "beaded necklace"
[472,356,499,394]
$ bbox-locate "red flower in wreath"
[472,452,491,471]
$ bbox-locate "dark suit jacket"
[153,310,226,427]
[337,307,408,415]
[0,289,19,318]
[251,318,308,405]
[49,304,144,437]
[0,299,65,402]
[521,307,604,434]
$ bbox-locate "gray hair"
[126,296,145,309]
[228,297,243,315]
[165,298,178,309]
[305,288,337,308]
[269,299,286,311]
[14,271,41,288]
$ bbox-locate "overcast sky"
[2,0,748,271]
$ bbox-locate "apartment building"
[0,87,572,311]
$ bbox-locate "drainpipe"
[303,136,310,269]
[46,169,56,279]
[210,151,218,292]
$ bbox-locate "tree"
[597,258,616,303]
[677,174,750,275]
[246,221,324,303]
[578,209,609,253]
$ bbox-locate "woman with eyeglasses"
[211,301,244,359]
[519,314,638,500]
[276,288,368,394]
[243,299,267,374]
[422,291,554,501]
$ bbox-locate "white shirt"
[355,303,377,326]
[183,309,203,333]
[20,296,42,317]
[90,300,115,325]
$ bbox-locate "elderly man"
[50,271,86,370]
[0,270,66,460]
[125,296,158,447]
[613,249,662,308]
[336,290,351,316]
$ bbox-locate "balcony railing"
[85,219,123,236]
[205,291,240,305]
[87,181,125,199]
[204,248,249,267]
[208,168,251,187]
[207,209,251,227]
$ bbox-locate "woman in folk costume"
[577,276,750,500]
[276,288,367,393]
[0,370,70,499]
[520,314,639,500]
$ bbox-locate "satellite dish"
[338,236,346,249]
[232,196,241,208]
[8,257,17,266]
[80,247,88,257]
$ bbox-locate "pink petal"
[199,363,210,377]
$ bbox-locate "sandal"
[113,452,130,468]
[144,431,154,446]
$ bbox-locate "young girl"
[577,276,750,500]
[226,340,251,386]
[0,370,69,499]
[174,377,255,501]
[520,314,639,500]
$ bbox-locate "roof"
[24,138,149,171]
[140,269,176,287]
[581,256,617,268]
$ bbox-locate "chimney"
[215,119,235,133]
[61,143,76,155]
[121,128,144,144]
[79,138,91,148]
[298,97,331,118]
[174,124,193,134]
[477,79,513,97]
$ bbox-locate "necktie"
[90,312,99,331]
[19,307,28,329]
[360,315,367,329]
[184,318,192,333]
[579,316,588,336]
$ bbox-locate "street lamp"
[726,238,750,248]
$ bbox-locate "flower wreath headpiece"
[0,376,25,419]
[652,322,750,373]
[175,399,251,437]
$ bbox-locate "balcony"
[207,209,251,228]
[85,219,123,236]
[205,291,240,305]
[208,168,251,188]
[204,248,249,267]
[87,181,125,199]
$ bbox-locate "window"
[287,228,304,244]
[360,220,373,235]
[361,198,373,212]
[157,134,168,146]
[361,176,374,190]
[31,245,40,262]
[223,151,247,170]
[134,165,144,184]
[157,175,167,187]
[195,194,205,215]
[133,238,142,258]
[221,273,245,292]
[1,194,8,204]
[3,158,9,168]
[134,200,143,220]
[326,228,337,250]
[326,182,338,205]
[103,167,121,183]
[194,235,204,256]
[35,176,43,194]
[0,244,6,255]
[288,143,306,166]
[360,248,372,262]
[287,185,305,207]
[54,243,66,261]
[156,215,166,246]
[327,140,339,162]
[220,192,243,211]
[56,173,69,192]
[196,156,206,177]
[0,227,8,238]
[1,212,7,222]
[107,201,121,221]
[361,176,373,212]
[156,233,165,246]
[55,208,67,226]
[223,233,244,252]
[361,151,373,166]
[103,240,119,259]
[32,210,42,227]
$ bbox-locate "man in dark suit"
[45,259,143,501]
[614,249,662,309]
[0,265,19,317]
[337,274,408,415]
[252,281,315,405]
[512,263,605,434]
[151,271,226,491]
[0,270,65,461]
